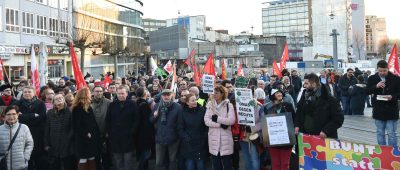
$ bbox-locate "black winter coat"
[338,74,357,96]
[16,98,46,157]
[72,105,101,158]
[295,86,344,138]
[366,72,400,120]
[350,84,367,115]
[291,75,302,93]
[136,98,155,152]
[44,106,74,158]
[177,104,208,160]
[150,102,182,145]
[106,99,140,153]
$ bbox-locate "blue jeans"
[211,154,232,170]
[185,159,205,170]
[239,141,260,170]
[341,96,351,115]
[375,119,398,147]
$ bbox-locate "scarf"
[20,97,37,110]
[159,99,173,125]
[2,95,12,106]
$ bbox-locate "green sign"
[235,76,249,88]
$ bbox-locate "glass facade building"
[73,0,145,76]
[262,0,311,59]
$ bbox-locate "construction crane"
[314,53,333,59]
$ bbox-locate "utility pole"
[330,29,340,70]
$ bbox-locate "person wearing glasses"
[91,86,112,170]
[44,94,75,170]
[338,68,358,115]
[0,84,16,107]
[0,105,34,170]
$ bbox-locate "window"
[60,20,68,37]
[6,8,19,32]
[60,0,68,10]
[49,18,58,37]
[22,12,34,34]
[37,15,47,35]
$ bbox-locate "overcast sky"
[143,0,399,39]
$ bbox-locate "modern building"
[365,15,387,57]
[166,15,206,41]
[72,0,145,77]
[149,25,189,61]
[205,27,231,42]
[143,18,167,33]
[0,0,71,82]
[350,0,366,60]
[311,0,365,62]
[262,0,311,60]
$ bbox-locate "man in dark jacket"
[295,73,344,139]
[92,86,112,170]
[16,86,48,170]
[366,60,400,147]
[338,68,358,115]
[291,70,302,104]
[105,86,140,170]
[44,94,75,170]
[151,89,182,170]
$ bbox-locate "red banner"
[273,59,282,78]
[69,42,87,90]
[388,43,399,76]
[204,53,216,76]
[221,59,227,80]
[280,43,289,71]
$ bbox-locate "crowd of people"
[0,59,398,170]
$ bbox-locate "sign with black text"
[235,88,256,126]
[202,74,214,94]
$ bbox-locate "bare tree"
[71,12,105,71]
[353,33,365,60]
[378,38,390,60]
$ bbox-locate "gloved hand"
[220,124,229,129]
[212,115,218,123]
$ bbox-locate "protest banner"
[298,133,400,170]
[202,74,214,94]
[234,88,256,126]
[234,76,249,88]
[260,112,296,147]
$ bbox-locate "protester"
[43,88,55,112]
[0,105,34,170]
[204,85,236,170]
[16,86,48,170]
[91,86,112,170]
[135,87,155,170]
[151,89,182,170]
[350,75,367,115]
[105,86,140,170]
[366,60,399,147]
[64,93,75,111]
[291,70,302,104]
[282,76,295,99]
[44,94,75,170]
[295,73,344,139]
[178,93,208,170]
[262,89,295,170]
[0,84,17,106]
[338,68,358,115]
[72,88,100,170]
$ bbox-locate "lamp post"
[330,29,339,70]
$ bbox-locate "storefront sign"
[0,46,29,55]
[48,59,64,66]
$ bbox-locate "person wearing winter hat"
[262,89,296,170]
[0,84,16,106]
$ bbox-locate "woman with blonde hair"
[72,87,100,170]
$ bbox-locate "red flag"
[388,43,400,76]
[280,43,289,71]
[184,49,196,67]
[237,63,244,76]
[69,41,87,90]
[221,59,227,80]
[0,57,4,81]
[203,53,216,76]
[104,74,112,88]
[273,59,283,78]
[31,45,40,96]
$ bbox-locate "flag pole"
[0,57,15,97]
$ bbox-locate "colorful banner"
[298,133,400,170]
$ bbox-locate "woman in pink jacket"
[204,85,236,170]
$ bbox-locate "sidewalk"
[338,107,400,145]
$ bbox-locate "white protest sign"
[202,74,214,94]
[235,88,256,126]
[266,115,290,145]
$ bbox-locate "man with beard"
[295,73,344,139]
[0,84,17,106]
[16,86,48,170]
[92,86,112,170]
[151,89,182,170]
